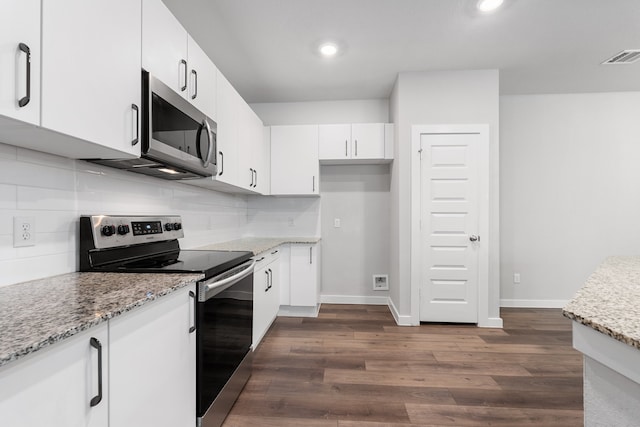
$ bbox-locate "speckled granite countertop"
[0,272,202,368]
[196,237,321,255]
[563,256,640,350]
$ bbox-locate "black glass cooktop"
[107,249,253,279]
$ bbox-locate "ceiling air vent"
[602,50,640,65]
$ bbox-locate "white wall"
[250,99,391,302]
[390,70,500,325]
[500,92,640,306]
[0,143,248,287]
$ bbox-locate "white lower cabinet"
[0,285,197,427]
[0,323,109,427]
[280,242,321,317]
[253,248,281,348]
[109,285,196,427]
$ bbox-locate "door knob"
[469,235,479,242]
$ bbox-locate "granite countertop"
[196,236,321,255]
[0,272,203,368]
[563,256,640,350]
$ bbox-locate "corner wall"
[390,70,500,324]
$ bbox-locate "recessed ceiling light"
[319,43,339,57]
[477,0,504,13]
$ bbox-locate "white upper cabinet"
[238,102,267,193]
[271,125,320,196]
[187,35,217,120]
[142,0,216,120]
[142,0,188,98]
[0,0,40,127]
[319,123,389,164]
[41,0,141,158]
[214,70,239,187]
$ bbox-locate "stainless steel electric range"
[79,215,254,427]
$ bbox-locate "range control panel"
[86,215,184,249]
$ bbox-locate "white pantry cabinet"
[253,248,281,348]
[270,125,320,195]
[142,0,217,120]
[319,123,387,163]
[41,0,141,158]
[109,285,196,427]
[0,324,109,427]
[0,0,40,127]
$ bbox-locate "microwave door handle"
[201,120,214,168]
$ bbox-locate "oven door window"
[196,273,253,415]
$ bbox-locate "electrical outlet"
[14,216,35,247]
[513,273,521,284]
[334,218,341,228]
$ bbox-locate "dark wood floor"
[222,305,583,427]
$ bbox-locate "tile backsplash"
[0,143,249,287]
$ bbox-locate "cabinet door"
[142,0,188,97]
[0,0,40,126]
[109,286,196,427]
[0,324,109,427]
[290,244,319,307]
[215,70,239,187]
[187,35,217,121]
[237,100,260,192]
[249,109,267,194]
[319,124,351,160]
[351,123,385,159]
[41,0,141,158]
[271,125,319,195]
[253,262,271,347]
[266,254,281,321]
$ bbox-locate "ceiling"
[162,0,640,103]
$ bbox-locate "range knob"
[101,225,116,237]
[173,222,182,231]
[117,225,130,235]
[164,223,174,231]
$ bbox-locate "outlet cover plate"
[14,216,35,247]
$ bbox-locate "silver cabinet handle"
[267,268,273,290]
[191,69,198,99]
[345,140,348,157]
[89,337,103,407]
[309,246,312,264]
[18,43,31,107]
[312,176,315,192]
[271,250,279,255]
[188,291,196,333]
[254,169,258,188]
[265,270,269,292]
[469,235,480,242]
[131,104,139,146]
[355,140,358,156]
[180,59,187,92]
[250,168,254,187]
[218,151,224,176]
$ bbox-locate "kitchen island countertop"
[0,271,203,368]
[195,236,321,256]
[563,256,640,350]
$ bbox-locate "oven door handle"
[201,259,255,300]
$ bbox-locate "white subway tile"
[0,184,17,209]
[17,186,77,211]
[0,143,17,160]
[17,147,76,170]
[0,159,76,190]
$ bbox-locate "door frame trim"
[410,124,493,327]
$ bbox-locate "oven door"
[196,260,254,427]
[144,72,217,178]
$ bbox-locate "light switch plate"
[334,218,341,228]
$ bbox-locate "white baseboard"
[479,317,504,328]
[388,297,413,326]
[500,299,569,308]
[320,295,389,305]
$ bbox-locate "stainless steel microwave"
[89,71,217,180]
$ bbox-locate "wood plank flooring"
[222,306,583,427]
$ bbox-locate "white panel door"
[351,123,385,159]
[41,0,141,157]
[319,124,351,160]
[420,133,480,323]
[0,0,40,126]
[109,286,196,427]
[271,125,319,195]
[0,324,109,427]
[142,0,188,96]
